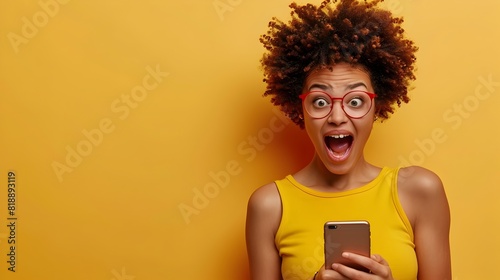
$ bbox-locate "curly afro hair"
[260,0,418,128]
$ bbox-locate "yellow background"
[0,0,499,279]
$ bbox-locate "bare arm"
[398,167,452,280]
[246,183,283,280]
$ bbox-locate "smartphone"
[324,220,371,272]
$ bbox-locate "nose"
[327,101,348,125]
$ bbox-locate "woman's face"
[302,63,376,174]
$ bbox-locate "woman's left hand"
[330,253,394,280]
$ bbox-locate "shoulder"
[247,182,282,216]
[396,166,450,226]
[246,182,282,242]
[246,182,283,280]
[397,167,452,278]
[397,166,445,198]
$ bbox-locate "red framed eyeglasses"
[299,90,377,119]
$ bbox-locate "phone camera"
[329,225,338,229]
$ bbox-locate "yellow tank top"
[275,167,417,280]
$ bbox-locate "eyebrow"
[346,82,368,91]
[308,82,368,92]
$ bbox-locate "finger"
[339,252,372,272]
[371,254,382,262]
[331,262,366,280]
[337,253,393,279]
[318,264,349,280]
[371,254,389,265]
[366,254,391,277]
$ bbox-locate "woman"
[245,1,452,280]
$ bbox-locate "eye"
[346,97,364,108]
[312,97,330,108]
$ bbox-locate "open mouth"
[324,134,353,161]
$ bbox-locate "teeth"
[329,134,349,139]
